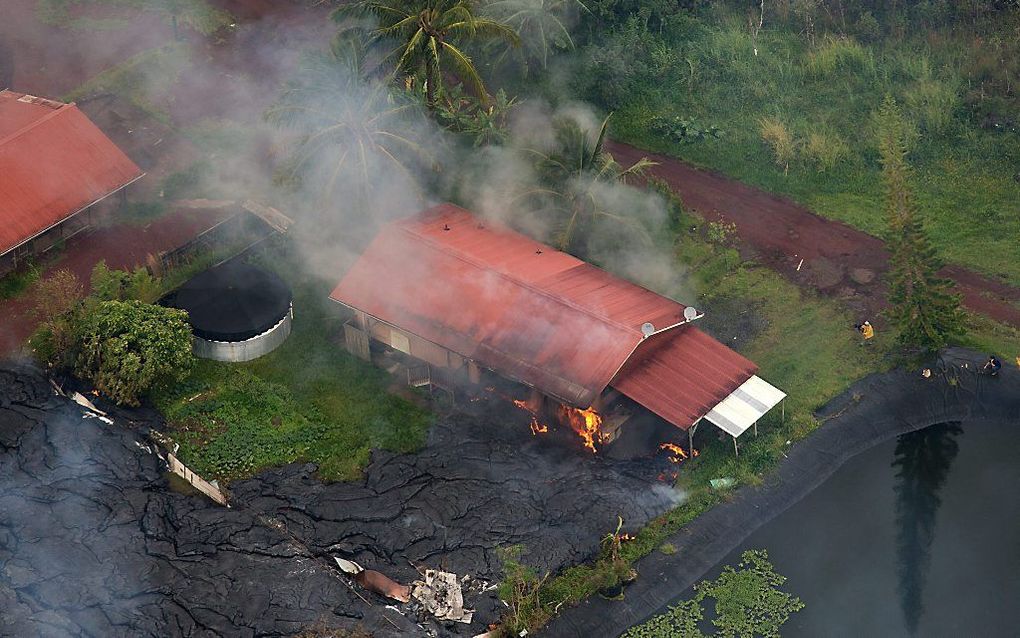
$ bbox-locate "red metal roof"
[331,203,757,427]
[0,90,144,256]
[610,328,757,430]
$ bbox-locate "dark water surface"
[691,420,1020,636]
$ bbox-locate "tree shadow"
[893,421,963,635]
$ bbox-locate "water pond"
[682,419,1020,636]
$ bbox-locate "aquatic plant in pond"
[623,549,804,638]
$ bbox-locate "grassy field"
[152,249,432,482]
[38,0,231,34]
[583,7,1020,285]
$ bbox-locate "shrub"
[803,130,850,172]
[76,300,194,405]
[27,270,85,368]
[758,117,796,171]
[0,262,41,300]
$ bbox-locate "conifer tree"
[878,96,966,352]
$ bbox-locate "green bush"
[75,300,194,405]
[160,161,210,200]
[0,262,41,300]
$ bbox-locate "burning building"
[0,90,143,276]
[161,259,293,362]
[331,204,785,455]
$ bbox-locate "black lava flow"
[0,363,684,637]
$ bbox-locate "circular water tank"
[160,260,293,362]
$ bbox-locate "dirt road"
[608,141,1020,329]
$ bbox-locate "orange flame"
[659,442,687,463]
[559,405,606,453]
[513,399,548,436]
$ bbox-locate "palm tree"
[264,43,433,212]
[517,114,656,255]
[483,0,587,71]
[334,0,520,108]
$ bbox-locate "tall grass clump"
[758,117,796,172]
[803,129,850,172]
[903,77,961,135]
[805,35,875,76]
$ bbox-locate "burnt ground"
[607,141,1020,330]
[0,363,682,637]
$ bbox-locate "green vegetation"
[336,0,519,108]
[520,114,655,254]
[76,300,194,405]
[879,97,966,352]
[265,46,433,210]
[623,550,804,638]
[577,3,1020,284]
[0,262,41,300]
[37,0,232,35]
[152,251,432,482]
[63,43,190,123]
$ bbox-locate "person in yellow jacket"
[856,321,875,343]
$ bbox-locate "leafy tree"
[91,261,163,303]
[877,97,966,351]
[28,269,85,369]
[518,114,655,255]
[335,0,520,108]
[90,261,131,302]
[76,300,194,406]
[265,45,433,211]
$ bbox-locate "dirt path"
[0,208,233,355]
[608,141,1020,329]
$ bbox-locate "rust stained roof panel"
[331,204,759,423]
[0,90,144,255]
[610,327,758,430]
[331,204,690,406]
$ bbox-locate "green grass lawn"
[589,8,1020,285]
[152,251,432,482]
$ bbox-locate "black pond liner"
[160,260,292,342]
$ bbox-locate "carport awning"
[703,375,786,437]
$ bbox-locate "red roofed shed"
[0,90,144,273]
[332,204,785,452]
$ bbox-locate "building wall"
[0,186,128,277]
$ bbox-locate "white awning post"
[753,421,758,437]
[781,398,785,423]
[688,421,699,458]
[732,435,739,457]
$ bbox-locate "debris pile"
[412,569,474,624]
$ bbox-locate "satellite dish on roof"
[683,307,699,321]
[641,322,656,337]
